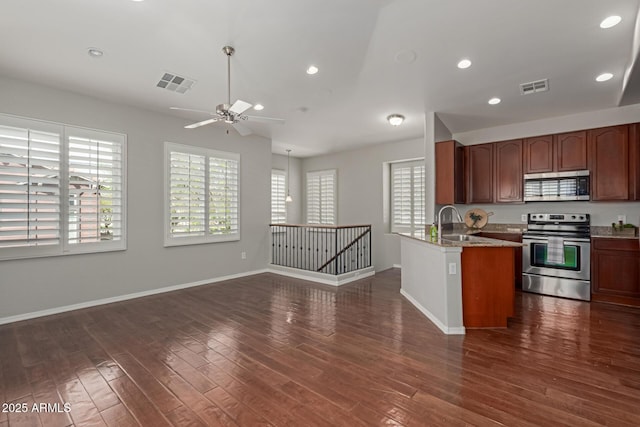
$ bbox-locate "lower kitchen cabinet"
[591,237,640,307]
[478,232,522,289]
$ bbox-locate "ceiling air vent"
[520,78,549,95]
[156,72,195,94]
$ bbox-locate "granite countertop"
[398,232,524,248]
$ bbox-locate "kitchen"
[398,120,640,333]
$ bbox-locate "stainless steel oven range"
[522,213,591,301]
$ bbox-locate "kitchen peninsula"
[399,232,522,334]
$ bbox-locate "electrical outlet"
[241,251,246,259]
[618,215,626,223]
[521,214,527,222]
[448,263,457,275]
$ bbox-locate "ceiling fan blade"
[170,107,215,115]
[229,100,252,115]
[232,122,252,136]
[185,118,217,129]
[244,115,285,124]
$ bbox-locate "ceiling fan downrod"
[222,46,234,107]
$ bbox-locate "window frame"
[306,169,337,225]
[164,141,241,247]
[390,159,425,234]
[0,113,127,261]
[271,169,287,224]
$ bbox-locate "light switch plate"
[448,263,457,275]
[521,214,527,222]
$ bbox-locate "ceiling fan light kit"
[171,46,284,135]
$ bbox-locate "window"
[0,114,126,260]
[165,142,239,246]
[391,160,425,233]
[306,169,336,225]
[271,169,286,224]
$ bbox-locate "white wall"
[0,76,272,320]
[271,153,302,224]
[453,103,640,145]
[452,103,640,226]
[301,137,424,271]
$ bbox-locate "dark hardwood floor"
[1,268,640,426]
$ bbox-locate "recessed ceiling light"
[253,104,264,111]
[306,65,319,75]
[600,15,622,29]
[596,72,614,82]
[488,97,501,105]
[87,48,104,58]
[457,59,472,69]
[387,114,405,126]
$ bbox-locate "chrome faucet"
[437,205,464,243]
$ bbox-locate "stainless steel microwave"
[523,170,590,202]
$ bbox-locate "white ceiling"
[1,0,639,157]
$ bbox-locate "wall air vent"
[520,78,549,95]
[156,72,195,94]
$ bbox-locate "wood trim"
[269,223,372,229]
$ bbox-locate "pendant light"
[285,149,293,203]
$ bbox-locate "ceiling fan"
[171,46,284,136]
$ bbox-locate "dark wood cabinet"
[523,135,553,173]
[478,232,523,289]
[493,139,523,203]
[631,123,640,201]
[524,132,587,173]
[555,130,588,171]
[435,140,465,205]
[588,125,630,201]
[591,237,640,307]
[465,143,493,203]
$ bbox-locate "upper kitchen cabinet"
[523,135,553,173]
[435,140,465,205]
[465,143,493,203]
[588,125,630,201]
[523,131,587,174]
[555,131,588,171]
[494,139,523,203]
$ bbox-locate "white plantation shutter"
[67,128,125,245]
[307,170,336,225]
[0,114,127,260]
[209,156,239,235]
[165,142,240,246]
[0,123,61,250]
[271,170,286,224]
[169,152,206,237]
[391,160,425,233]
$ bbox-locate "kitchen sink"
[441,234,484,242]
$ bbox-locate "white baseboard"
[400,289,465,335]
[267,265,375,286]
[0,269,270,326]
[393,264,402,269]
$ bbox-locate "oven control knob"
[579,216,584,220]
[571,215,576,219]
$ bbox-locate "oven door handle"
[523,237,590,245]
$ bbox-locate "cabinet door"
[435,140,465,204]
[555,131,587,171]
[631,123,640,201]
[478,232,523,289]
[465,144,493,203]
[523,135,553,173]
[588,125,629,201]
[494,140,523,203]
